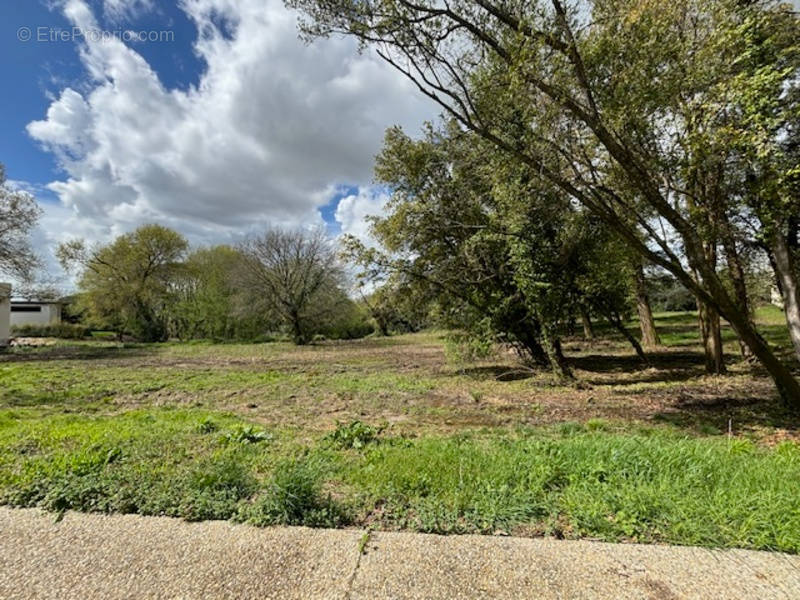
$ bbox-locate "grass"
[1,309,799,552]
[0,410,799,552]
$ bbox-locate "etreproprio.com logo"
[17,26,175,43]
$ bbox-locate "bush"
[443,330,495,366]
[11,323,91,340]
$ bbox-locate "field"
[1,308,799,552]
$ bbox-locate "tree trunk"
[693,238,726,375]
[540,328,574,380]
[605,309,648,365]
[719,216,754,361]
[579,305,594,341]
[632,259,660,348]
[290,311,306,345]
[697,297,726,374]
[771,228,800,362]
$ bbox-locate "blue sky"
[1,2,200,187]
[0,0,433,279]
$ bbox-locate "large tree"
[58,224,188,342]
[236,228,348,344]
[0,164,41,281]
[348,123,642,377]
[289,0,800,406]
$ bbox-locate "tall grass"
[349,432,800,551]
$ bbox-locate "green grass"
[2,312,799,552]
[0,362,435,408]
[1,409,799,553]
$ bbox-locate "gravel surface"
[1,508,799,599]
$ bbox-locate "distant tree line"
[58,225,374,344]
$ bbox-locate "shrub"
[443,330,495,366]
[11,323,91,340]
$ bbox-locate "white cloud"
[27,0,434,255]
[334,186,390,246]
[102,0,155,22]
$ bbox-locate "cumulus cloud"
[27,0,434,253]
[334,186,390,246]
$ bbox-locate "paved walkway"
[1,508,799,599]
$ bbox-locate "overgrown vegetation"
[1,313,799,552]
[1,408,799,552]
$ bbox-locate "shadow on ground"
[0,345,153,364]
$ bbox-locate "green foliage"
[236,228,366,345]
[195,417,219,434]
[289,0,800,402]
[238,457,347,527]
[649,275,697,313]
[353,123,637,376]
[58,225,189,342]
[349,430,800,550]
[443,328,495,367]
[166,246,272,342]
[2,404,800,551]
[316,297,375,340]
[324,421,385,449]
[11,323,91,340]
[360,281,432,336]
[221,425,273,445]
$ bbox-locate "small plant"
[469,389,484,403]
[195,417,219,434]
[585,418,611,432]
[221,425,272,445]
[239,458,346,527]
[325,421,385,450]
[358,529,372,554]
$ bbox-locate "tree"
[58,224,188,342]
[290,0,800,406]
[358,277,432,336]
[0,164,41,281]
[166,246,272,341]
[349,123,641,377]
[632,259,661,349]
[236,228,348,344]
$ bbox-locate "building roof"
[10,300,65,306]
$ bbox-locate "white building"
[10,301,63,328]
[0,283,10,346]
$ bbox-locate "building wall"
[0,284,10,345]
[10,303,62,327]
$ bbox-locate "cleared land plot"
[1,308,799,552]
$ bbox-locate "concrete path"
[1,508,799,599]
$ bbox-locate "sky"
[0,0,436,283]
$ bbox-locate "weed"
[239,457,346,527]
[325,421,385,450]
[195,417,219,433]
[221,425,272,445]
